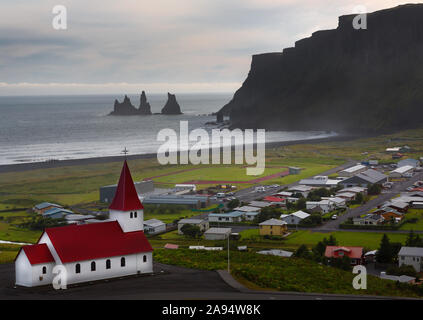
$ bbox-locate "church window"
[134,212,137,218]
[106,259,111,269]
[91,261,96,271]
[121,257,126,267]
[143,255,147,263]
[42,266,47,274]
[130,212,133,218]
[75,264,81,274]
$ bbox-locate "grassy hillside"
[153,249,422,298]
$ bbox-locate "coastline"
[0,134,360,174]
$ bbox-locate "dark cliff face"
[219,4,423,134]
[161,93,183,115]
[139,91,152,115]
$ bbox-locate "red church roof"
[109,160,144,211]
[44,221,153,263]
[19,243,55,265]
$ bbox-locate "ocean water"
[0,93,336,165]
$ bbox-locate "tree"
[296,198,306,210]
[405,230,423,247]
[180,224,202,238]
[376,234,396,264]
[227,198,240,210]
[354,192,364,204]
[368,183,382,196]
[293,244,312,259]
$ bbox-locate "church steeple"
[109,160,144,233]
[109,160,143,211]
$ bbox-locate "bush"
[387,265,417,278]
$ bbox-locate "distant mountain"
[217,4,423,134]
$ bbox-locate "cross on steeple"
[122,147,129,159]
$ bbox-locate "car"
[407,186,414,191]
[331,215,338,220]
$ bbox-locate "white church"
[15,160,154,287]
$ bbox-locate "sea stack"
[139,91,152,115]
[161,93,183,115]
[110,95,138,115]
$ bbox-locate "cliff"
[161,93,183,115]
[218,4,423,134]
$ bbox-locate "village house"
[33,202,63,215]
[287,185,313,198]
[353,214,384,226]
[398,158,420,169]
[208,211,244,223]
[42,207,73,219]
[244,211,260,221]
[262,196,286,206]
[280,211,310,225]
[389,165,414,178]
[335,192,356,202]
[248,201,273,209]
[324,246,363,265]
[15,161,153,287]
[259,219,288,236]
[382,201,409,213]
[177,218,209,235]
[338,164,367,177]
[143,219,166,235]
[337,186,368,196]
[306,199,335,213]
[204,228,232,240]
[339,169,388,188]
[398,247,423,272]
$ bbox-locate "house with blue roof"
[33,202,63,215]
[208,211,244,223]
[42,207,73,219]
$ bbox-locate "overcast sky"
[0,0,414,95]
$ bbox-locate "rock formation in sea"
[217,4,423,134]
[109,95,139,115]
[161,93,183,115]
[138,91,152,115]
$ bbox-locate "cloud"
[0,0,415,94]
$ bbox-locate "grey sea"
[0,93,336,165]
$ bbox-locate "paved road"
[317,171,423,231]
[0,263,400,300]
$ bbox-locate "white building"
[144,219,166,235]
[389,165,414,178]
[339,165,367,177]
[398,247,423,272]
[204,228,232,240]
[306,200,335,213]
[177,218,209,235]
[280,211,310,225]
[15,161,153,288]
[208,211,244,223]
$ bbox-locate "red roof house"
[325,246,363,265]
[263,196,286,203]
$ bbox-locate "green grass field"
[153,249,422,298]
[400,209,423,231]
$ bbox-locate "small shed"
[204,227,232,240]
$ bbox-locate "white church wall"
[15,251,55,287]
[109,209,144,233]
[63,252,152,285]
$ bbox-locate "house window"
[42,266,47,274]
[130,212,133,218]
[134,212,137,218]
[143,255,147,263]
[75,263,81,274]
[121,257,126,267]
[106,259,111,269]
[91,261,96,271]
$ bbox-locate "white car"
[331,215,338,220]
